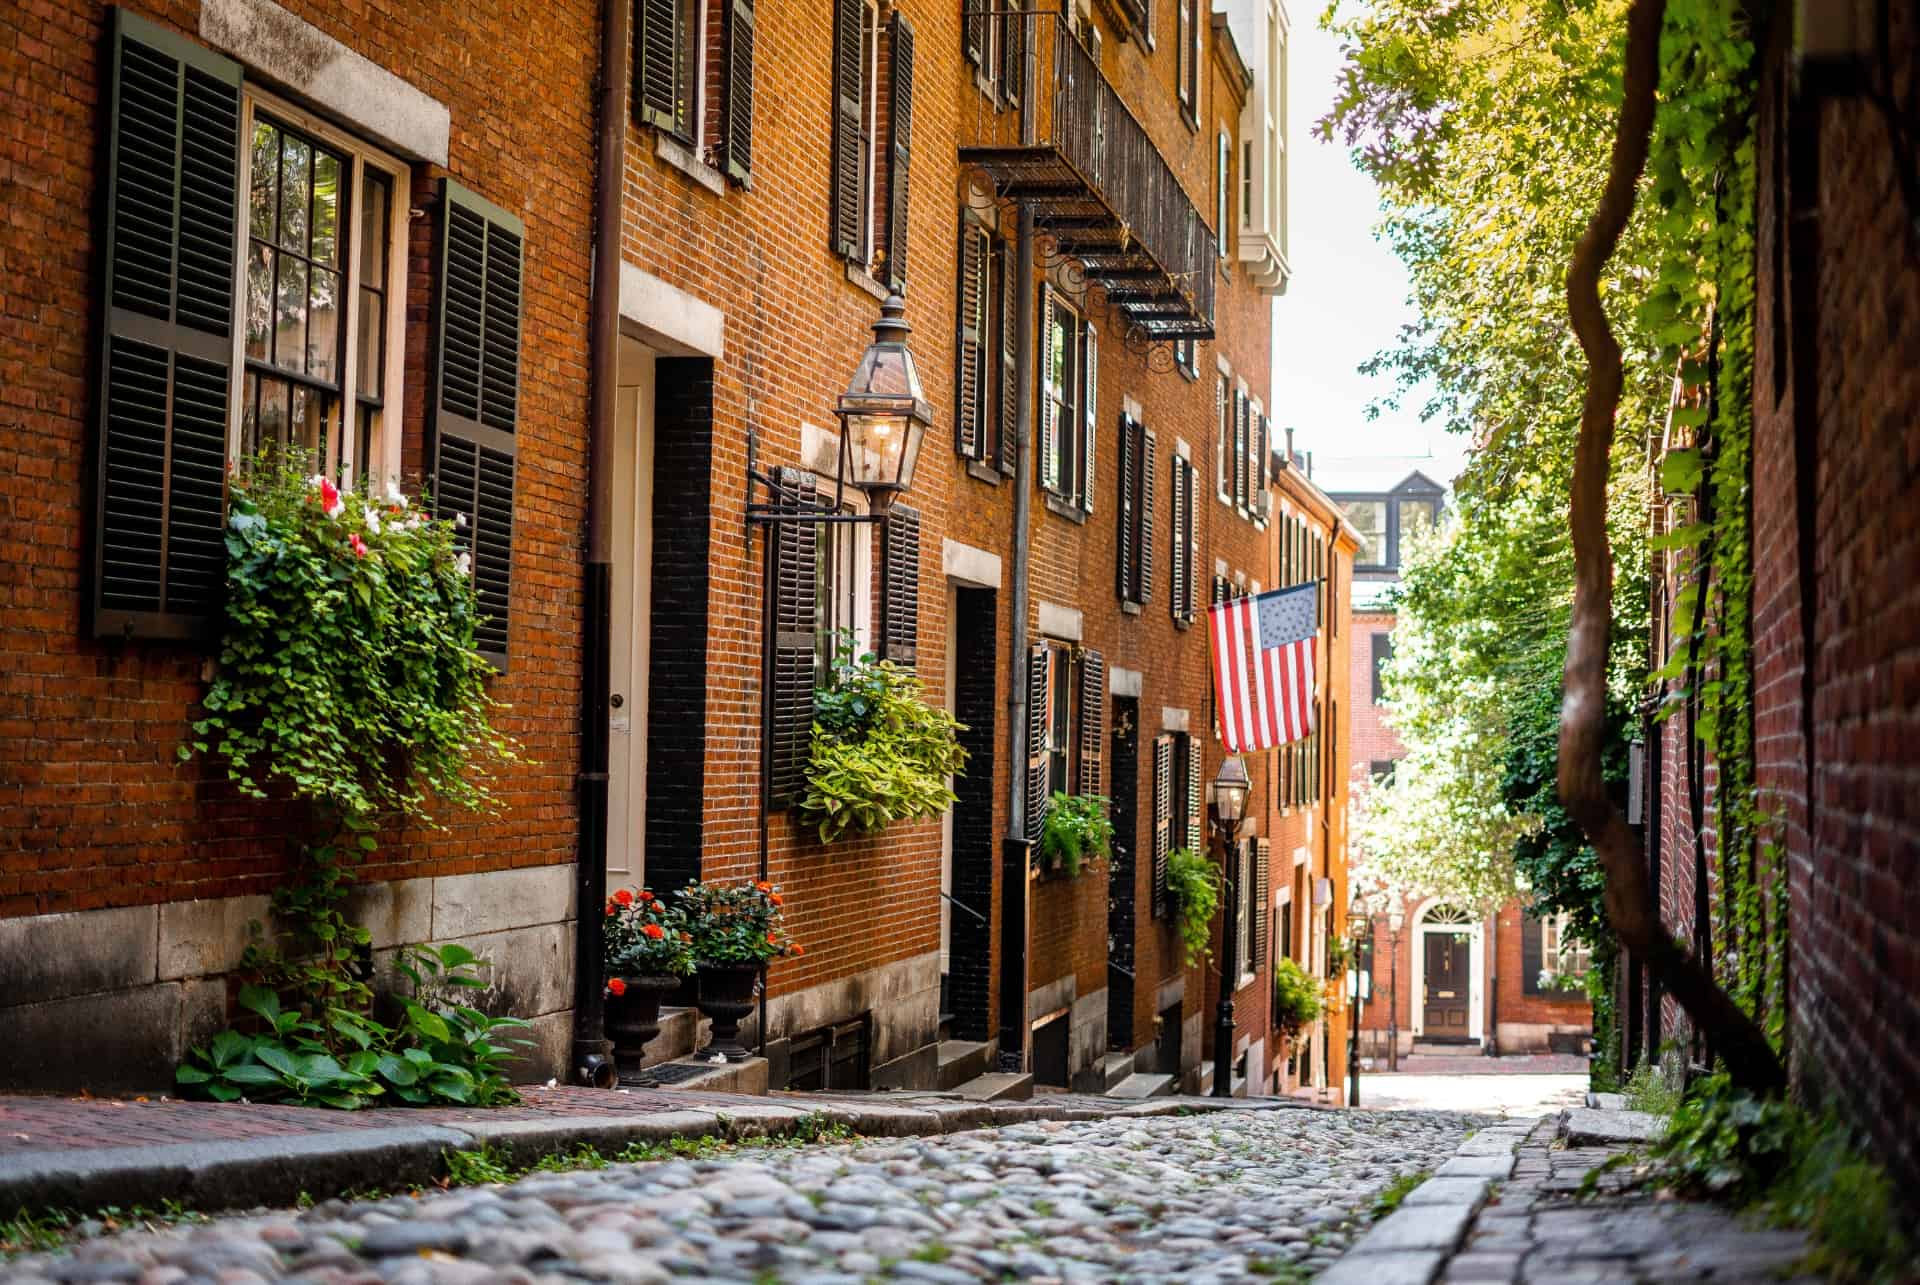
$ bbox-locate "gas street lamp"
[1210,755,1250,1098]
[1347,907,1375,1106]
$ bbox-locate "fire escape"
[961,11,1216,344]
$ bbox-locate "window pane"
[274,256,308,372]
[254,376,290,453]
[249,122,279,240]
[1344,500,1387,564]
[311,151,341,266]
[240,372,259,455]
[290,384,333,463]
[360,173,390,284]
[278,133,311,252]
[356,405,378,479]
[357,287,384,399]
[245,243,274,363]
[308,267,340,382]
[1399,499,1437,544]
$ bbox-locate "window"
[1242,139,1254,225]
[1524,912,1591,995]
[1235,842,1256,981]
[1216,131,1230,260]
[1278,879,1295,961]
[636,0,757,181]
[1231,387,1249,511]
[1174,336,1197,379]
[1040,288,1097,514]
[1028,642,1105,837]
[1170,453,1197,625]
[1371,631,1394,705]
[1369,759,1397,784]
[1343,499,1388,566]
[1116,416,1155,606]
[1043,643,1073,795]
[814,493,873,680]
[238,106,403,482]
[1400,497,1438,548]
[955,216,1016,473]
[1215,374,1232,502]
[1176,0,1200,119]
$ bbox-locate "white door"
[607,345,656,892]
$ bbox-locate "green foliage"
[177,947,531,1109]
[1371,1169,1429,1220]
[1038,793,1112,877]
[1621,1059,1682,1118]
[181,457,517,830]
[601,887,695,978]
[1647,1075,1910,1280]
[1272,957,1323,1041]
[798,638,967,844]
[676,880,798,965]
[1164,846,1220,965]
[443,1146,513,1186]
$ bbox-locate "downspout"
[571,0,628,1087]
[999,203,1036,1071]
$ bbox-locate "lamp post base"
[1212,999,1236,1097]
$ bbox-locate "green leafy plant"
[1164,846,1219,965]
[602,887,695,978]
[797,637,967,844]
[677,880,800,965]
[1272,957,1323,1043]
[1325,934,1353,982]
[1038,793,1113,877]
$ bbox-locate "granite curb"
[1317,1116,1538,1285]
[0,1092,1294,1217]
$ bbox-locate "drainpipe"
[571,0,629,1087]
[999,204,1036,1072]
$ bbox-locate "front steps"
[953,1071,1034,1101]
[936,1039,994,1090]
[1108,1072,1175,1099]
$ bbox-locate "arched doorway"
[1410,901,1484,1044]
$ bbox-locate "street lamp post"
[1387,906,1405,1073]
[1210,756,1250,1099]
[1346,907,1374,1107]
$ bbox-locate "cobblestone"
[1,1108,1483,1283]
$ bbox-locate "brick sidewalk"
[1372,1054,1591,1076]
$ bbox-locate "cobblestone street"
[1,1107,1485,1284]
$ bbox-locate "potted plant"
[601,887,694,1074]
[677,880,801,1062]
[1164,846,1220,966]
[1273,957,1323,1051]
[1038,793,1113,877]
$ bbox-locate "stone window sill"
[1043,494,1088,525]
[654,132,725,197]
[845,262,890,302]
[966,459,1003,486]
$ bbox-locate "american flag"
[1209,582,1318,753]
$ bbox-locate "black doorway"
[1107,695,1140,1052]
[947,587,998,1043]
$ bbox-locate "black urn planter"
[604,974,680,1075]
[695,961,762,1062]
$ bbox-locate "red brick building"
[0,0,1345,1100]
[1626,1,1920,1194]
[1323,461,1591,1058]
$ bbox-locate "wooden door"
[1422,932,1472,1039]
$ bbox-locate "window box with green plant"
[174,461,525,1109]
[1273,957,1323,1049]
[1163,846,1220,965]
[1037,792,1113,877]
[797,638,967,844]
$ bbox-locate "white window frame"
[1215,370,1232,503]
[228,86,409,490]
[859,0,881,266]
[816,489,875,679]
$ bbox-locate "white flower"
[455,551,472,577]
[308,473,327,490]
[385,481,409,509]
[455,512,468,529]
[364,507,382,536]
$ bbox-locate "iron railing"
[961,14,1216,340]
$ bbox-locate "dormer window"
[1336,476,1445,571]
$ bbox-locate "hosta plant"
[797,638,966,844]
[1273,957,1323,1043]
[1164,846,1220,964]
[1038,793,1113,877]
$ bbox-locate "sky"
[1269,8,1468,488]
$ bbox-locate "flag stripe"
[1247,599,1274,749]
[1207,583,1319,755]
[1228,599,1256,752]
[1209,600,1238,751]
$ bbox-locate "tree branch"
[1558,0,1786,1094]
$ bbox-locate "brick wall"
[0,0,596,919]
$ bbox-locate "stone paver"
[1,1107,1487,1283]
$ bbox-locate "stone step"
[935,1039,993,1091]
[952,1071,1034,1101]
[638,1006,707,1066]
[1410,1041,1482,1057]
[1107,1071,1175,1099]
[1096,1051,1136,1091]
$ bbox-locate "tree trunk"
[1558,0,1786,1095]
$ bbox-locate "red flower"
[770,893,784,907]
[642,923,665,940]
[790,943,804,957]
[318,476,341,512]
[767,932,779,946]
[755,881,773,893]
[349,532,369,558]
[638,890,654,903]
[613,888,634,907]
[605,900,617,916]
[606,977,626,997]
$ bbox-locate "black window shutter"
[1522,914,1546,995]
[956,222,986,459]
[1025,642,1050,839]
[1000,1,1024,107]
[963,0,986,66]
[1076,647,1105,797]
[724,0,756,183]
[880,503,920,664]
[996,240,1019,474]
[1151,734,1172,918]
[1080,325,1098,513]
[636,0,680,132]
[1233,390,1248,510]
[431,181,523,670]
[1253,838,1271,973]
[884,13,914,293]
[91,11,241,641]
[830,0,863,260]
[1138,426,1156,604]
[1168,456,1186,621]
[769,468,819,806]
[1039,285,1061,494]
[1115,418,1136,603]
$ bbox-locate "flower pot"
[695,960,762,1063]
[605,974,679,1075]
